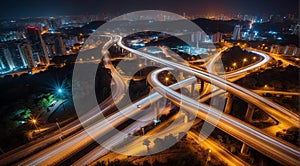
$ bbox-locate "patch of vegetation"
[236,65,299,91]
[276,127,300,146]
[236,65,300,115]
[221,46,261,71]
[97,135,226,166]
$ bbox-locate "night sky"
[0,0,298,19]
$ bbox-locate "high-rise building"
[212,32,223,43]
[0,42,36,73]
[232,25,242,40]
[43,32,66,57]
[16,43,29,68]
[48,17,58,30]
[18,43,36,69]
[191,31,208,47]
[26,26,50,65]
[0,46,14,72]
[293,24,300,35]
[6,42,28,69]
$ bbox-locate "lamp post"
[138,63,142,77]
[165,77,169,85]
[56,87,66,112]
[232,62,237,70]
[242,58,248,66]
[57,88,62,94]
[31,119,40,132]
[205,149,211,166]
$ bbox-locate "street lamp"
[138,64,143,77]
[56,87,67,112]
[205,149,212,166]
[232,62,237,70]
[57,88,62,94]
[165,77,169,85]
[31,119,39,131]
[56,87,65,99]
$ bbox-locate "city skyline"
[0,0,298,19]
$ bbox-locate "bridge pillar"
[184,114,189,123]
[240,143,249,155]
[154,102,160,121]
[224,93,234,114]
[191,83,195,97]
[179,71,184,80]
[197,78,204,93]
[240,104,255,156]
[151,61,155,66]
[129,52,133,58]
[245,104,254,123]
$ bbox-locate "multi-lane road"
[117,36,300,165]
[147,67,299,165]
[0,36,126,165]
[2,34,299,166]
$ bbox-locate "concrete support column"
[154,102,160,121]
[179,71,184,80]
[200,80,204,93]
[137,56,141,66]
[240,143,249,155]
[240,104,255,156]
[191,83,195,97]
[197,78,204,93]
[245,104,254,123]
[184,114,189,123]
[224,93,234,114]
[151,61,155,66]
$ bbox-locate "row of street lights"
[231,56,258,69]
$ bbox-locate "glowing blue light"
[277,37,283,40]
[154,119,161,125]
[268,31,277,35]
[132,43,145,47]
[57,88,63,93]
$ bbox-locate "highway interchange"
[0,34,299,166]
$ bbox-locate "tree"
[164,134,177,145]
[178,132,187,140]
[143,139,151,153]
[153,138,165,152]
